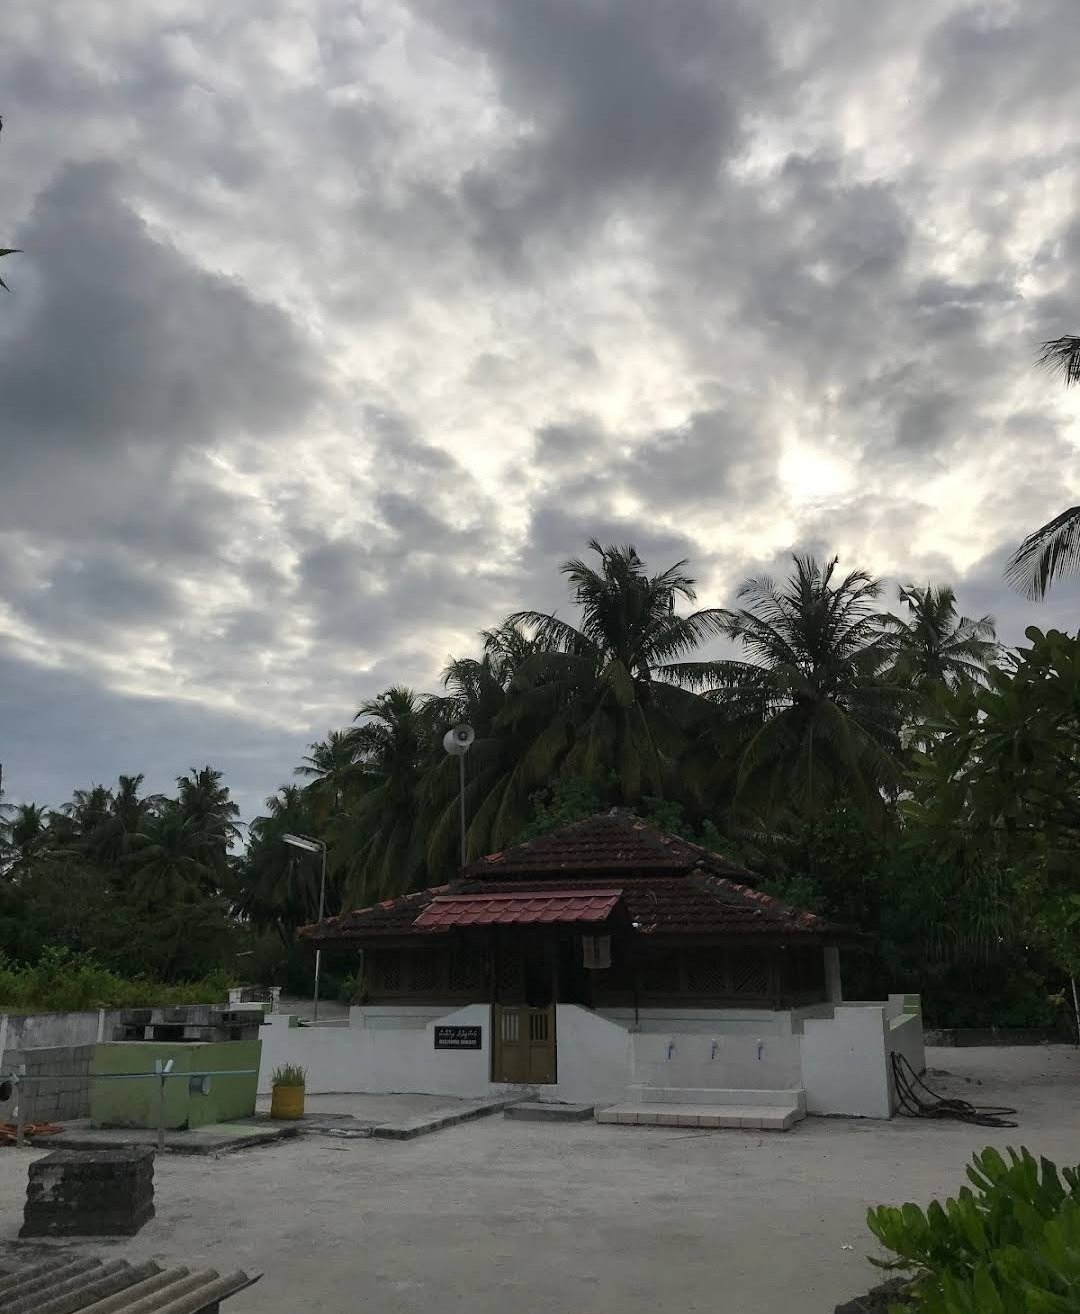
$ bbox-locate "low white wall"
[259,1004,497,1097]
[886,1010,926,1110]
[599,1007,798,1037]
[258,998,917,1118]
[631,1031,802,1091]
[800,1005,891,1118]
[259,1004,633,1105]
[0,1010,114,1063]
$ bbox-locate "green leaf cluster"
[867,1147,1080,1312]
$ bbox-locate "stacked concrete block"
[112,1004,265,1043]
[0,1044,94,1124]
[21,1148,155,1237]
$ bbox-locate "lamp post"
[442,724,475,871]
[283,832,327,1022]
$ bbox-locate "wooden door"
[492,1005,556,1084]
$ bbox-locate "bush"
[867,1146,1080,1311]
[0,948,235,1011]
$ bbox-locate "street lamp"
[442,724,475,870]
[284,832,328,1023]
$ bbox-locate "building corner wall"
[801,1006,891,1118]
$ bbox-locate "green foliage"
[907,627,1080,976]
[1,765,247,986]
[867,1148,1080,1312]
[270,1063,307,1088]
[0,948,234,1011]
[516,775,614,841]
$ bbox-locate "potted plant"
[269,1064,307,1120]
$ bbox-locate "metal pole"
[1071,977,1080,1047]
[15,1064,25,1148]
[313,841,327,1023]
[459,752,466,871]
[155,1058,173,1152]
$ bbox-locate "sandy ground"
[3,1046,1079,1314]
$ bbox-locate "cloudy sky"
[2,0,1079,823]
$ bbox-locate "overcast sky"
[2,0,1079,823]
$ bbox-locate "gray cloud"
[2,0,1080,817]
[419,0,773,265]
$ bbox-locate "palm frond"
[1005,505,1080,600]
[1039,336,1080,387]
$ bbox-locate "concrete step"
[596,1102,804,1131]
[627,1086,807,1113]
[504,1102,595,1122]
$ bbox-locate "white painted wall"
[886,1010,926,1109]
[259,1004,633,1105]
[631,1031,802,1091]
[800,1005,891,1118]
[258,1004,500,1098]
[599,1007,798,1037]
[0,1009,119,1058]
[552,1006,631,1104]
[259,997,918,1118]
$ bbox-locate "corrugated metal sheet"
[0,1254,259,1314]
[413,889,623,929]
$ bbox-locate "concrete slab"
[504,1102,595,1122]
[372,1095,521,1140]
[30,1117,299,1155]
[596,1102,804,1131]
[3,1048,1079,1314]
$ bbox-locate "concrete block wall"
[0,1045,95,1124]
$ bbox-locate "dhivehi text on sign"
[434,1025,482,1050]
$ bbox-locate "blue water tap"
[756,1038,764,1061]
[710,1039,719,1061]
[667,1039,676,1061]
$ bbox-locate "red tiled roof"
[413,889,623,930]
[298,812,856,945]
[464,810,757,881]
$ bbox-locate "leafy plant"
[271,1063,307,1089]
[867,1147,1080,1312]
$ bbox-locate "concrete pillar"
[824,947,843,1003]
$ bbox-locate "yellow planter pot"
[270,1084,305,1120]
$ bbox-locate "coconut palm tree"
[330,688,436,903]
[1005,336,1080,598]
[175,766,241,884]
[421,622,539,868]
[50,784,113,847]
[677,555,905,824]
[883,584,998,695]
[124,804,219,904]
[234,785,328,943]
[1,801,49,870]
[81,774,163,865]
[494,541,724,828]
[294,730,362,822]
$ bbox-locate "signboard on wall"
[434,1025,482,1051]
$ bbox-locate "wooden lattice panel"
[638,952,680,994]
[495,954,523,1000]
[729,950,770,996]
[369,952,400,994]
[448,949,484,994]
[686,950,727,994]
[408,951,443,994]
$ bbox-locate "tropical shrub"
[867,1147,1080,1311]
